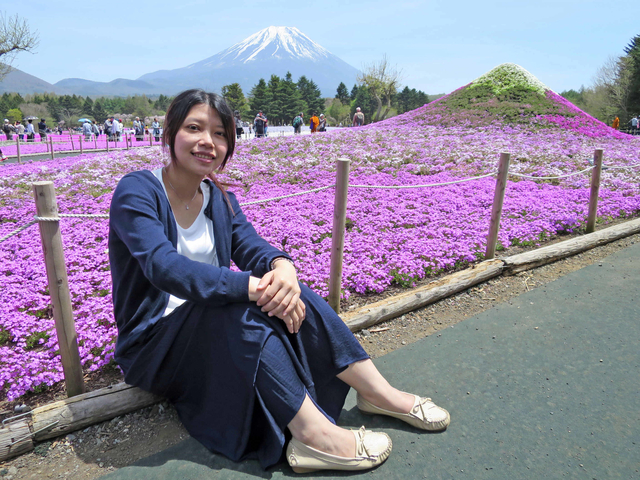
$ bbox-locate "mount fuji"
[50,27,359,97]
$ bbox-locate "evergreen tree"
[221,83,250,120]
[249,78,270,116]
[297,76,324,115]
[350,84,359,101]
[623,34,640,115]
[266,75,283,123]
[335,82,350,105]
[92,100,108,123]
[154,94,171,112]
[0,97,8,119]
[82,97,94,116]
[8,93,24,110]
[279,72,305,123]
[397,87,430,113]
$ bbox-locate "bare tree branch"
[0,12,39,80]
[357,54,403,122]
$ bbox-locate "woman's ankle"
[293,425,355,458]
[360,389,415,414]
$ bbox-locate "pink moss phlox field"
[0,134,162,157]
[1,90,640,401]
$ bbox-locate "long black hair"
[162,89,236,209]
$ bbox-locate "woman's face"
[172,103,228,177]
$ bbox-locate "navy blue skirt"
[118,283,368,469]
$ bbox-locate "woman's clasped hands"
[248,259,306,334]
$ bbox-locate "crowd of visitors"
[232,105,365,139]
[1,104,371,162]
[628,115,640,134]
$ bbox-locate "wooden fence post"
[32,181,85,398]
[69,135,74,152]
[16,137,21,164]
[328,158,351,313]
[94,134,98,150]
[79,135,83,154]
[149,133,153,146]
[106,136,109,152]
[485,152,511,259]
[586,149,604,234]
[49,137,54,160]
[126,133,130,150]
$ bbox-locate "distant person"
[16,121,25,141]
[292,112,303,134]
[105,117,114,140]
[254,111,266,137]
[112,118,121,141]
[92,122,100,139]
[25,119,35,142]
[0,147,7,162]
[3,119,15,140]
[318,114,327,132]
[133,117,144,142]
[234,111,243,140]
[151,118,160,142]
[353,107,364,127]
[612,116,619,130]
[57,125,63,135]
[309,112,319,133]
[82,120,93,141]
[152,118,161,142]
[38,118,47,142]
[264,115,268,137]
[117,119,124,141]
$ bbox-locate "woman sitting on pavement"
[108,88,450,474]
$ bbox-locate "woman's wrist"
[248,276,261,302]
[270,256,294,270]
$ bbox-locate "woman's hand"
[248,260,305,333]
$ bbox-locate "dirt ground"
[0,227,638,480]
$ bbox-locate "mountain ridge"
[0,27,359,97]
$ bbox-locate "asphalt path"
[100,230,640,479]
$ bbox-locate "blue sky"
[3,0,637,95]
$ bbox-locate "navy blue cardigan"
[108,170,290,364]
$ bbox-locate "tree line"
[0,75,431,131]
[560,34,640,128]
[0,92,171,127]
[222,60,431,128]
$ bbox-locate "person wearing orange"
[612,117,619,130]
[310,112,319,133]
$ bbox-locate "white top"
[152,168,219,316]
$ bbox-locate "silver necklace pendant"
[186,205,189,210]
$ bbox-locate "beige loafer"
[286,426,392,473]
[357,392,451,431]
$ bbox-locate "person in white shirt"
[25,119,35,142]
[82,120,93,141]
[112,118,121,141]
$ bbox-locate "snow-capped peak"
[218,26,332,64]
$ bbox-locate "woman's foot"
[357,392,450,431]
[287,426,392,473]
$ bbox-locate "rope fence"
[0,134,165,164]
[1,149,639,397]
[508,165,595,180]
